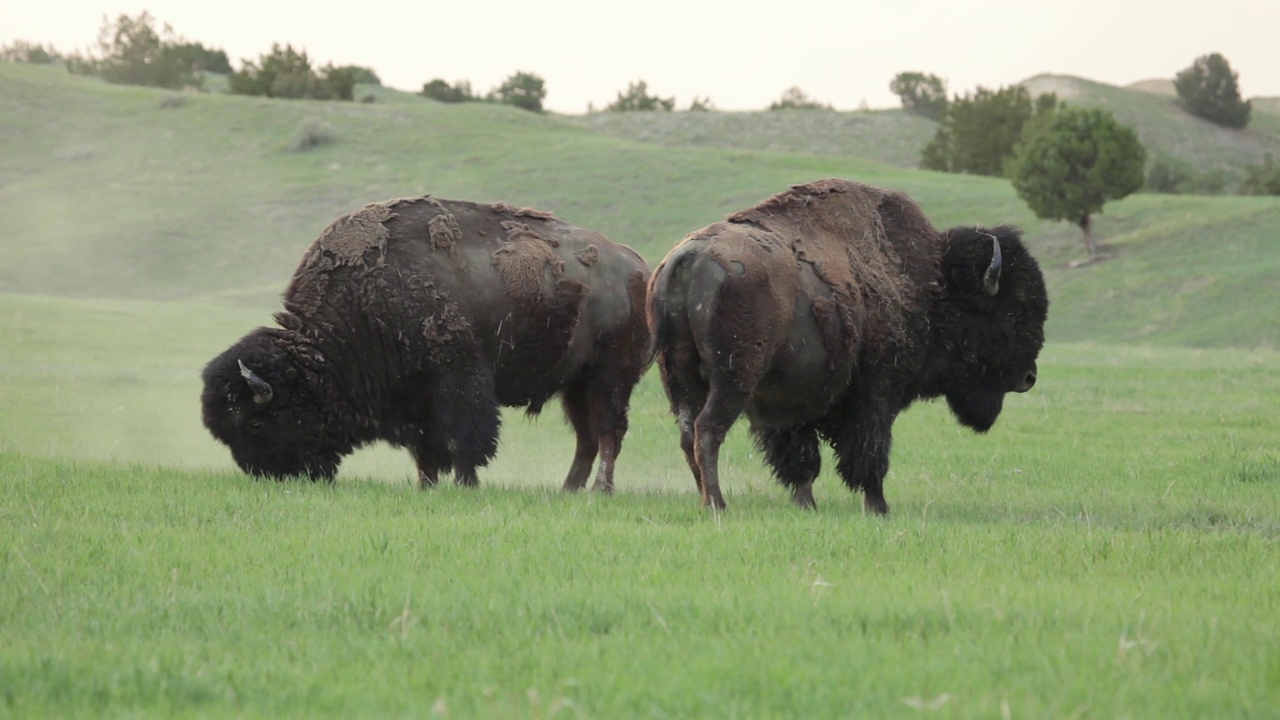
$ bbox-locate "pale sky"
[4,0,1278,114]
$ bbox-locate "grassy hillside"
[3,62,1278,349]
[563,107,937,168]
[562,73,1280,191]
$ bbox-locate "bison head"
[938,226,1048,432]
[201,328,346,480]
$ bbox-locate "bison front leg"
[828,401,897,515]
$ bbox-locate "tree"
[337,65,380,85]
[420,79,474,103]
[769,86,830,110]
[889,71,947,121]
[604,80,674,112]
[1012,108,1146,260]
[166,42,231,74]
[1174,53,1251,129]
[921,85,1058,177]
[1240,153,1280,196]
[490,71,546,112]
[70,12,205,89]
[687,95,715,112]
[229,44,353,101]
[1,40,62,64]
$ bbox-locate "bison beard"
[647,178,1048,513]
[202,196,650,491]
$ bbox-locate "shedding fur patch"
[493,221,566,301]
[286,202,393,315]
[575,244,599,266]
[427,212,462,250]
[492,201,556,220]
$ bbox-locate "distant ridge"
[1126,78,1177,97]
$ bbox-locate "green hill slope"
[563,107,937,169]
[2,62,1277,349]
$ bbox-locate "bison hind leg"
[559,379,599,492]
[751,424,821,509]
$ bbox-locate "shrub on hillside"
[605,80,675,112]
[1,40,62,64]
[293,118,334,151]
[230,44,354,101]
[769,86,831,110]
[687,95,715,112]
[488,71,546,112]
[421,79,475,103]
[1174,53,1251,129]
[1145,158,1229,195]
[1240,154,1280,196]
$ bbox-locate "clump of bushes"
[293,118,334,151]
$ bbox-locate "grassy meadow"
[2,62,1279,717]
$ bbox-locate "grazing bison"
[647,178,1048,513]
[203,196,650,491]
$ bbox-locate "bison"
[647,178,1048,513]
[202,196,650,491]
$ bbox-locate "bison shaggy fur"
[647,178,1048,513]
[203,196,650,491]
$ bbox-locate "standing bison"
[647,179,1048,513]
[203,196,650,491]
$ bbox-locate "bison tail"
[644,244,699,371]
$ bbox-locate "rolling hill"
[568,73,1280,189]
[1,61,1278,349]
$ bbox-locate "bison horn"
[982,232,1002,296]
[238,360,274,404]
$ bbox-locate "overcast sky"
[4,1,1277,113]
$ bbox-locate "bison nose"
[1015,370,1037,393]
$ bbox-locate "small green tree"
[489,71,546,112]
[605,80,675,112]
[1013,108,1146,260]
[166,42,231,74]
[769,86,831,110]
[1174,53,1251,129]
[922,85,1057,176]
[1240,153,1280,196]
[889,71,947,121]
[71,12,205,89]
[421,79,474,103]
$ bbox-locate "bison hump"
[286,203,393,316]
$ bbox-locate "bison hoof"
[863,495,890,516]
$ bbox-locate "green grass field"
[1,61,1279,718]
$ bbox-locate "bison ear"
[238,360,274,404]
